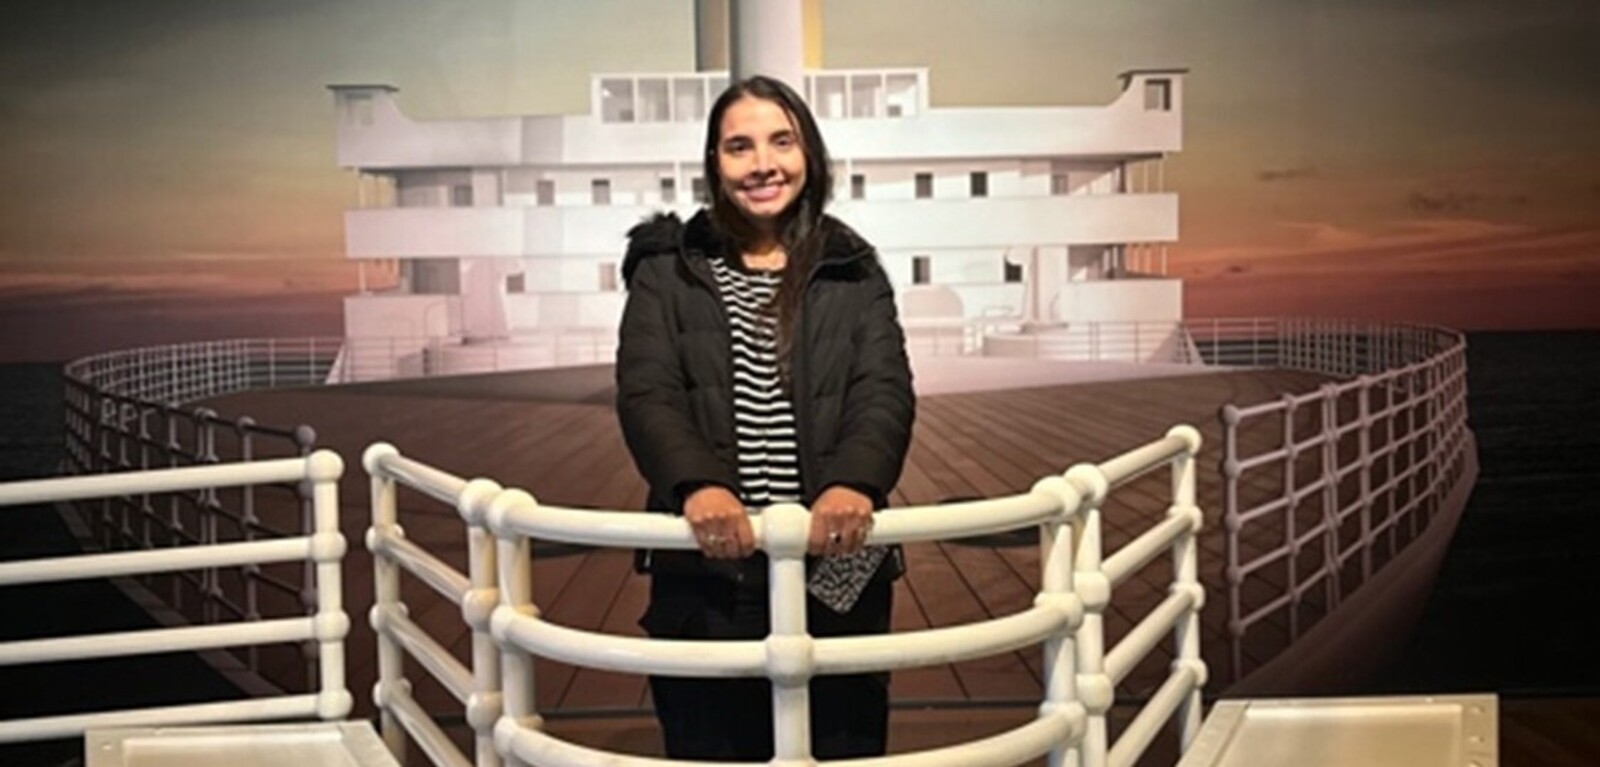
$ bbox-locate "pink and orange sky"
[1,0,1596,362]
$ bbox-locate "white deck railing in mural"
[364,427,1205,767]
[1194,320,1472,683]
[1185,317,1448,374]
[65,337,344,406]
[0,452,350,744]
[55,319,1457,413]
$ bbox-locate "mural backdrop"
[0,0,1596,750]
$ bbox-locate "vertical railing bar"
[494,490,538,767]
[1068,463,1110,767]
[1169,427,1204,752]
[368,446,406,760]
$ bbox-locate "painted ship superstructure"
[329,63,1188,379]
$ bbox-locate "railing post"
[1318,385,1343,611]
[96,396,115,547]
[491,490,540,767]
[1034,474,1084,767]
[1356,376,1374,581]
[1281,395,1301,640]
[1066,463,1111,767]
[763,502,815,765]
[306,450,352,722]
[1251,319,1260,367]
[290,425,320,690]
[460,477,505,767]
[196,408,221,625]
[238,416,261,672]
[364,444,408,760]
[1167,426,1205,751]
[117,403,135,545]
[137,408,154,551]
[1220,404,1245,683]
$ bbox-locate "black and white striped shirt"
[709,252,888,614]
[709,255,801,507]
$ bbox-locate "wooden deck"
[203,363,1335,725]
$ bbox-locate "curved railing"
[365,427,1207,767]
[64,337,343,406]
[1189,319,1473,684]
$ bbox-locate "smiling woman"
[614,75,914,761]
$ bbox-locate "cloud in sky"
[1175,217,1600,307]
[1256,167,1319,183]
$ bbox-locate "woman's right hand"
[683,485,755,559]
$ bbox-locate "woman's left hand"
[808,485,875,556]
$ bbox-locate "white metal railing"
[60,390,321,678]
[63,334,620,404]
[905,319,1194,364]
[362,426,1205,767]
[1203,319,1471,683]
[65,337,344,406]
[365,444,504,767]
[0,452,351,743]
[1185,317,1442,374]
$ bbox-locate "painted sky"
[1,0,1596,361]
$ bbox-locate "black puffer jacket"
[616,209,915,520]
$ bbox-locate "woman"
[615,75,915,761]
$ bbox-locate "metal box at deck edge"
[1177,693,1497,767]
[85,721,400,767]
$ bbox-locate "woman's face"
[715,95,807,229]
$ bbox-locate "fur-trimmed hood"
[621,209,874,286]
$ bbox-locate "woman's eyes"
[723,135,796,154]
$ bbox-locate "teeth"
[744,184,782,201]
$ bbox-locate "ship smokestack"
[694,0,728,72]
[696,0,819,95]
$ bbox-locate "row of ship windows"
[599,71,923,124]
[445,171,1095,207]
[500,255,1020,295]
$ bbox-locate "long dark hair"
[703,75,834,379]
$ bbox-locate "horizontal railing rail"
[904,318,1194,363]
[0,451,351,744]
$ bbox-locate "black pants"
[643,567,893,761]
